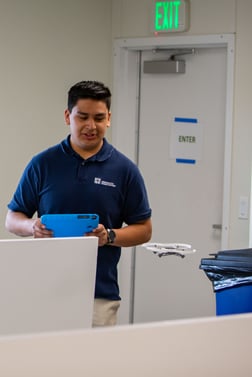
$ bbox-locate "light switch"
[239,196,249,219]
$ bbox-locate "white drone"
[142,243,196,258]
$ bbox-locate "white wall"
[0,0,112,238]
[1,1,250,246]
[231,1,252,247]
[111,0,252,249]
[1,314,252,376]
[0,0,251,324]
[110,0,252,324]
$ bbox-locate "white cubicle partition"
[0,313,251,376]
[0,237,98,335]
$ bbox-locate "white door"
[133,47,227,323]
[113,35,234,325]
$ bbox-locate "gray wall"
[0,0,112,238]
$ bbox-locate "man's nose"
[85,117,96,129]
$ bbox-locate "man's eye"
[95,117,105,122]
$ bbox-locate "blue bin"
[200,249,252,316]
[216,284,252,315]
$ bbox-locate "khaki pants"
[92,299,120,327]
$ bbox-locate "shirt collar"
[61,135,114,162]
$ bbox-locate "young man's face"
[64,98,111,158]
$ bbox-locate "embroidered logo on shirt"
[94,177,116,188]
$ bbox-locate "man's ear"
[107,112,112,128]
[64,109,70,125]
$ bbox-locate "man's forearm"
[5,210,35,237]
[111,219,152,247]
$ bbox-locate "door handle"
[212,224,222,230]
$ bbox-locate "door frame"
[112,34,235,324]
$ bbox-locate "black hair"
[67,80,111,112]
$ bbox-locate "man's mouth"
[83,133,96,140]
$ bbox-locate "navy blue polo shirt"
[8,137,152,300]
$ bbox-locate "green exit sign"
[154,0,190,33]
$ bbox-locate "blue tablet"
[40,214,99,238]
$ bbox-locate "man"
[5,80,152,326]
